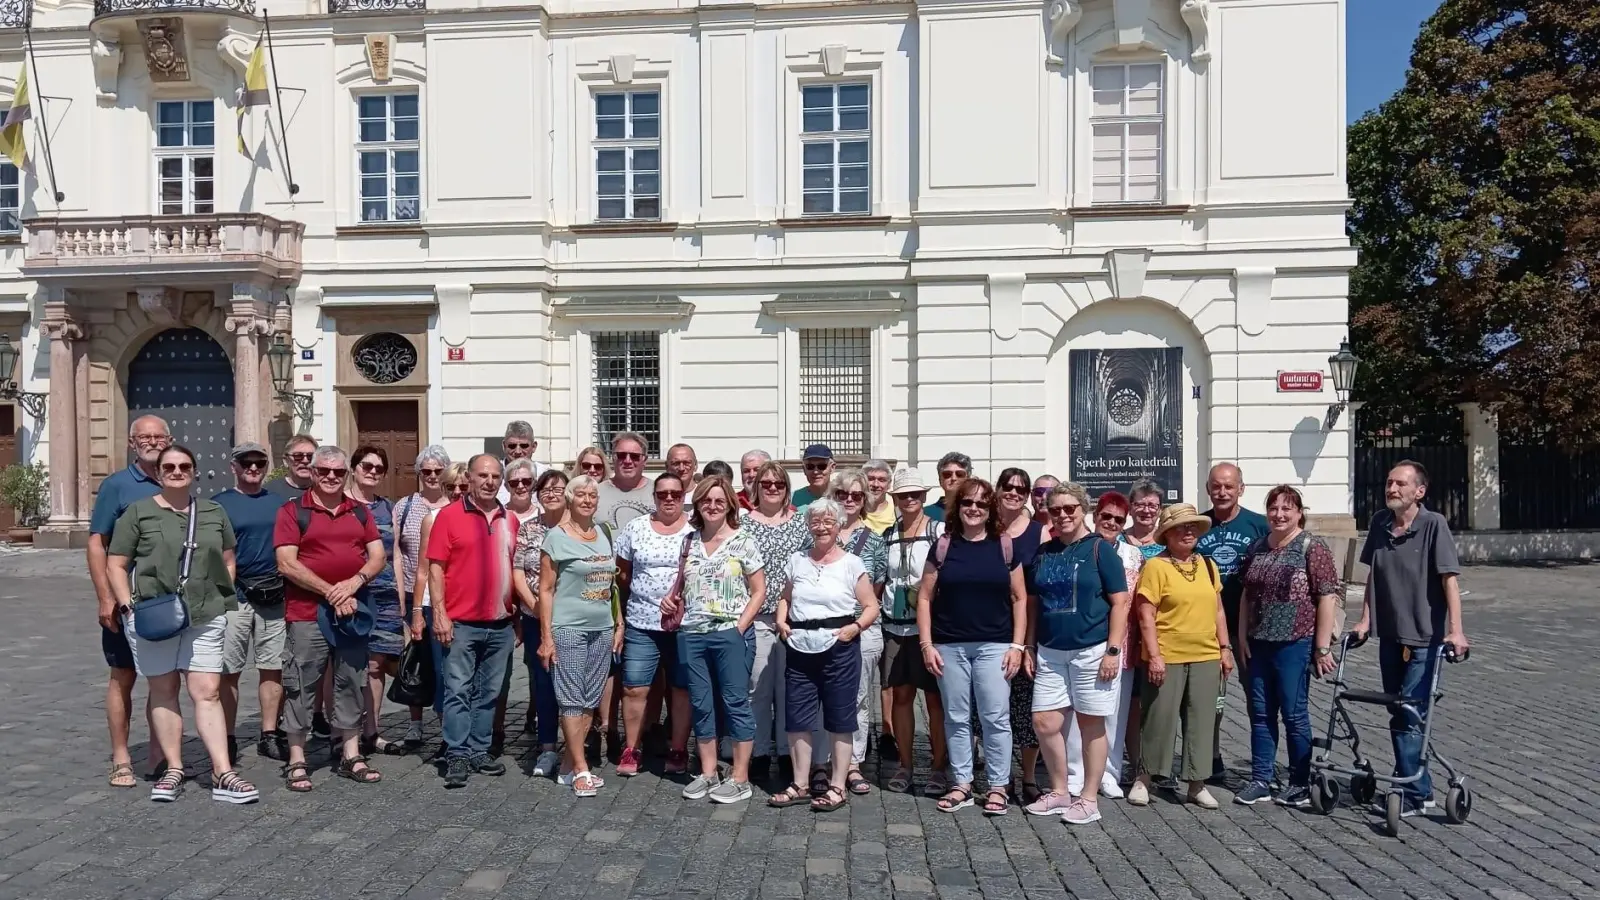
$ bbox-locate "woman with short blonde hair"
[573,447,609,481]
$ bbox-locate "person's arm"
[737,568,766,632]
[428,560,453,645]
[223,548,237,583]
[536,550,558,669]
[1215,588,1235,678]
[853,571,880,630]
[1003,564,1026,678]
[1434,522,1468,651]
[776,579,793,642]
[915,567,943,676]
[410,513,434,639]
[1352,526,1378,639]
[276,545,335,597]
[1137,595,1163,685]
[89,534,119,631]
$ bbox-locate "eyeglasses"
[1133,501,1161,511]
[419,467,444,478]
[357,461,387,475]
[289,452,315,463]
[133,434,171,445]
[999,482,1028,495]
[940,469,967,481]
[615,451,644,462]
[237,458,268,471]
[160,462,194,474]
[538,484,566,496]
[508,478,533,489]
[758,479,787,490]
[833,490,865,503]
[1096,511,1124,523]
[448,484,469,495]
[698,497,729,508]
[315,466,348,479]
[1047,504,1082,517]
[894,491,926,502]
[1032,486,1053,497]
[655,490,684,500]
[958,498,989,510]
[504,441,532,451]
[579,462,605,473]
[803,462,831,472]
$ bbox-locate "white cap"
[889,467,930,494]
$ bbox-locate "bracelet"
[1008,643,1026,653]
[919,641,935,649]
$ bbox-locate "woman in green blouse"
[108,445,255,805]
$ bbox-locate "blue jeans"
[678,627,756,742]
[933,642,1013,786]
[1246,637,1314,787]
[521,614,559,746]
[441,621,515,760]
[421,607,446,716]
[1379,639,1439,802]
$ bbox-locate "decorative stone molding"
[136,287,181,324]
[217,26,258,80]
[762,289,904,320]
[367,34,395,83]
[1233,266,1275,337]
[92,38,123,104]
[436,284,472,346]
[552,294,693,322]
[138,18,191,83]
[610,53,635,84]
[987,274,1025,340]
[1046,0,1214,65]
[39,302,84,343]
[1045,0,1082,67]
[1179,0,1213,64]
[821,44,847,77]
[1106,248,1153,300]
[291,286,323,349]
[1111,0,1154,53]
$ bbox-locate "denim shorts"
[622,624,686,689]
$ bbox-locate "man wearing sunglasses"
[792,444,834,508]
[267,434,319,501]
[496,420,550,505]
[924,451,972,522]
[597,431,655,528]
[216,442,292,764]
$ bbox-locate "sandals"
[937,785,974,813]
[811,785,847,812]
[808,766,830,798]
[210,770,260,805]
[285,763,314,792]
[150,768,185,803]
[108,762,136,789]
[337,755,383,784]
[768,783,810,808]
[886,767,913,794]
[572,772,601,798]
[982,789,1009,816]
[924,769,951,798]
[846,769,872,795]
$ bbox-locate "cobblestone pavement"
[1,547,1597,900]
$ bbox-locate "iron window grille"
[593,331,661,457]
[800,83,871,216]
[356,92,421,223]
[1090,63,1164,204]
[155,100,215,215]
[594,91,661,221]
[799,328,871,456]
[0,108,16,234]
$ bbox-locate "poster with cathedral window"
[1068,348,1183,501]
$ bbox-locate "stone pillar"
[37,300,84,543]
[1460,402,1501,531]
[226,285,274,448]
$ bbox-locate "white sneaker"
[1099,775,1125,799]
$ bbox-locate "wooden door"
[0,405,16,531]
[354,400,420,500]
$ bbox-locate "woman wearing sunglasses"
[880,468,948,796]
[741,460,811,781]
[574,446,609,482]
[993,467,1048,806]
[916,477,1027,816]
[489,457,546,756]
[395,451,457,748]
[107,445,254,804]
[510,468,572,777]
[347,445,404,756]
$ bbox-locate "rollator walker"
[1307,631,1472,836]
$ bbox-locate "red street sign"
[1277,371,1324,392]
[447,347,465,362]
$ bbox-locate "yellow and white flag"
[0,64,30,170]
[236,34,269,156]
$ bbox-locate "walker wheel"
[1350,773,1376,806]
[1310,774,1338,815]
[1383,792,1403,836]
[1445,784,1472,824]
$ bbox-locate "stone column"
[38,300,83,537]
[226,285,273,448]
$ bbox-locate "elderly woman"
[347,445,402,756]
[770,499,881,812]
[1023,483,1129,825]
[860,458,897,758]
[676,475,766,804]
[108,444,251,804]
[1234,485,1342,807]
[394,447,454,749]
[614,473,695,777]
[574,446,609,481]
[537,474,621,797]
[1130,504,1234,809]
[1124,480,1164,560]
[917,477,1027,816]
[881,468,949,796]
[490,457,544,755]
[512,468,569,778]
[738,459,811,780]
[995,466,1047,805]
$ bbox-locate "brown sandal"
[768,783,810,808]
[337,755,382,784]
[846,769,871,795]
[284,763,313,792]
[982,788,1009,816]
[108,762,136,789]
[811,784,847,812]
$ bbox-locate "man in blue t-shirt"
[215,442,292,764]
[1194,461,1269,783]
[87,415,170,786]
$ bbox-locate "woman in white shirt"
[771,499,880,813]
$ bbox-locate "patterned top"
[395,493,444,600]
[837,521,888,626]
[680,529,766,633]
[614,515,695,631]
[362,496,399,598]
[1240,532,1342,643]
[513,518,551,582]
[742,513,812,615]
[883,516,944,636]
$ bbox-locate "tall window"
[799,328,871,455]
[155,100,214,215]
[800,83,870,216]
[1090,63,1163,204]
[357,92,420,223]
[0,108,16,234]
[594,91,660,221]
[593,332,661,456]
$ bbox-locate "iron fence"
[1353,406,1469,532]
[1498,433,1600,530]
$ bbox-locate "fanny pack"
[239,572,285,608]
[131,497,198,643]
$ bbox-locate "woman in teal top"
[537,474,621,797]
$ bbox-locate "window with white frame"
[1090,63,1164,204]
[593,331,661,456]
[594,91,660,221]
[155,100,214,216]
[799,328,871,455]
[0,108,16,234]
[800,83,870,216]
[356,92,420,223]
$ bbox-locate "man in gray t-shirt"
[596,431,655,529]
[1352,460,1468,814]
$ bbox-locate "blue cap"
[802,443,833,460]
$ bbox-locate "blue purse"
[132,497,198,643]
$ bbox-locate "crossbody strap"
[177,496,199,587]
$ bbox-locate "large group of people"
[87,418,1469,824]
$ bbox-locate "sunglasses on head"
[833,490,865,502]
[655,489,684,500]
[508,478,533,489]
[289,452,315,463]
[357,461,386,475]
[237,457,268,471]
[315,466,348,479]
[160,462,194,474]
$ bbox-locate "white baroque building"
[0,0,1355,545]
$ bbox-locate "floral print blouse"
[679,529,766,634]
[742,513,812,616]
[1240,531,1342,643]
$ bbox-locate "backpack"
[290,496,370,536]
[931,532,1013,569]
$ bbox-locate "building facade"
[0,0,1355,546]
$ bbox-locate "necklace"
[1167,555,1201,582]
[566,521,598,541]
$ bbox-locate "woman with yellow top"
[1129,504,1235,809]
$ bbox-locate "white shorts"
[122,612,228,677]
[1032,642,1119,717]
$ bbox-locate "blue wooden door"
[127,328,235,498]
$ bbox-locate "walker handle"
[1443,642,1469,663]
[1344,631,1369,652]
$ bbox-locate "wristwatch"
[1105,646,1121,657]
[1316,646,1332,657]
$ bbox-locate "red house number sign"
[447,347,465,362]
[1276,371,1324,392]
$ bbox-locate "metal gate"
[127,328,235,498]
[1498,429,1600,529]
[1353,406,1469,531]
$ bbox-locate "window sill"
[778,215,891,230]
[336,223,426,237]
[1067,205,1191,219]
[568,221,680,235]
[0,233,20,245]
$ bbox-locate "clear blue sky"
[1347,0,1441,122]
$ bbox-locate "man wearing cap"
[792,444,834,508]
[215,442,293,763]
[925,452,972,522]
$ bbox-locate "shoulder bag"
[658,531,695,632]
[132,498,199,642]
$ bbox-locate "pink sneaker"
[617,747,643,777]
[1025,790,1074,817]
[664,749,689,775]
[1064,797,1102,825]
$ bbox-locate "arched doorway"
[127,328,235,497]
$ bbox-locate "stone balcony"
[92,0,255,20]
[20,214,304,288]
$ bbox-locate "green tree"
[1347,0,1600,442]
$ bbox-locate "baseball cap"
[801,443,833,460]
[230,441,269,460]
[889,467,929,494]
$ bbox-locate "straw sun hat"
[1153,503,1212,543]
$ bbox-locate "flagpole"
[21,24,63,205]
[261,11,299,196]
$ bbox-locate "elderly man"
[496,420,549,504]
[88,415,171,788]
[597,431,654,528]
[737,450,771,510]
[1352,460,1468,818]
[428,454,519,788]
[862,459,895,533]
[925,451,971,521]
[266,434,318,500]
[792,443,834,508]
[274,445,386,791]
[666,443,700,495]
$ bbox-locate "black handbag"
[387,637,434,707]
[132,497,199,643]
[239,572,285,608]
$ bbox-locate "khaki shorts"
[222,600,288,674]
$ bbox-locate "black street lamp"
[0,334,48,419]
[267,332,315,432]
[1324,339,1361,430]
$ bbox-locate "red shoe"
[664,749,689,775]
[617,747,643,777]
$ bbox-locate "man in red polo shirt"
[427,453,518,788]
[274,445,385,790]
